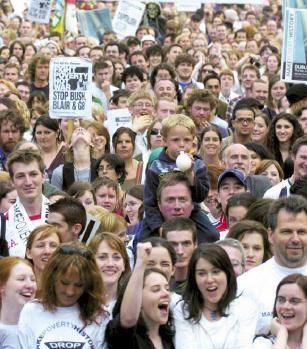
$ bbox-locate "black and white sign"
[27,0,52,24]
[49,57,92,119]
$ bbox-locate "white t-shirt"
[173,295,258,349]
[238,257,307,335]
[0,329,20,349]
[18,301,109,349]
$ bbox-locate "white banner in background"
[112,0,145,39]
[106,108,132,142]
[49,57,92,119]
[281,8,307,82]
[27,0,51,23]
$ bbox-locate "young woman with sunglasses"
[135,119,164,184]
[254,273,307,349]
[18,242,109,349]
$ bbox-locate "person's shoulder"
[149,150,175,172]
[238,258,274,283]
[263,179,289,199]
[21,300,43,315]
[229,294,258,320]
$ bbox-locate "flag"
[51,0,65,34]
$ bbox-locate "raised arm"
[120,242,152,328]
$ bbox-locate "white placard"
[281,7,307,83]
[106,108,132,141]
[49,57,92,119]
[11,0,30,16]
[112,0,145,39]
[176,0,200,12]
[27,0,52,24]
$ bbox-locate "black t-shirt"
[30,83,49,99]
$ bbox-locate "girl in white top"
[89,232,131,315]
[18,241,109,349]
[174,243,258,349]
[254,273,307,349]
[0,257,37,343]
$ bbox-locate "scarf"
[5,195,49,257]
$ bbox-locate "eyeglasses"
[276,296,307,306]
[133,103,153,108]
[58,245,92,259]
[150,128,162,136]
[235,118,254,125]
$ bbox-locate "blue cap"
[217,169,246,189]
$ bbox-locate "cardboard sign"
[27,0,52,23]
[105,108,132,141]
[49,57,92,119]
[112,0,145,39]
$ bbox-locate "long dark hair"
[266,113,303,165]
[107,268,174,342]
[182,244,237,323]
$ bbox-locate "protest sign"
[112,0,145,39]
[49,57,92,119]
[27,0,51,23]
[281,8,307,82]
[176,0,200,12]
[11,0,30,16]
[78,8,113,43]
[106,108,132,144]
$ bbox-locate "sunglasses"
[58,245,92,259]
[150,128,162,136]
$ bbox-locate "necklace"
[204,306,219,321]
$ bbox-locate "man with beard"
[0,110,25,171]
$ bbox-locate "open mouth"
[20,291,34,299]
[158,302,169,316]
[103,270,117,276]
[207,286,218,292]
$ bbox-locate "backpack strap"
[0,212,8,257]
[135,161,143,184]
[0,212,5,240]
[62,162,75,191]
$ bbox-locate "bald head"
[222,143,251,175]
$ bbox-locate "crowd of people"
[0,0,306,348]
